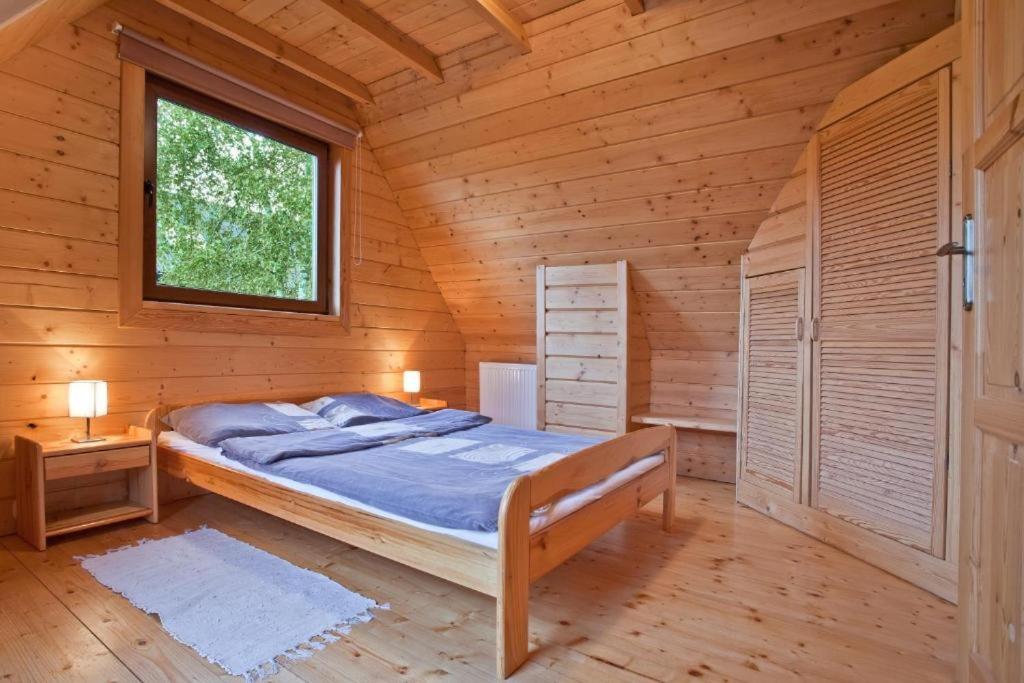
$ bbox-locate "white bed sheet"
[159,431,664,550]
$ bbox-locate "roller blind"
[116,26,358,149]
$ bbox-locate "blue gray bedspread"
[221,409,491,464]
[219,412,602,532]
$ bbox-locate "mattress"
[159,430,664,550]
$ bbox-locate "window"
[143,75,330,314]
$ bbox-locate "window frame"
[142,74,331,315]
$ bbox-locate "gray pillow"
[165,402,334,447]
[301,392,426,428]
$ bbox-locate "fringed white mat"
[79,527,382,680]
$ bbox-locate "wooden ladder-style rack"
[536,261,650,438]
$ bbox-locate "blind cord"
[353,132,364,267]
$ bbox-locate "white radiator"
[479,362,537,429]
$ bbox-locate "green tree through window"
[155,98,318,301]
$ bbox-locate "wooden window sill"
[121,299,350,337]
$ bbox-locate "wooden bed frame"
[145,400,677,677]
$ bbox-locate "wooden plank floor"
[0,479,955,682]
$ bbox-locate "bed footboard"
[496,425,677,677]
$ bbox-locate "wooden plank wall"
[742,152,809,277]
[0,4,465,535]
[359,0,956,455]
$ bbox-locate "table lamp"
[403,370,421,406]
[68,380,108,443]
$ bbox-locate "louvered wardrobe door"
[812,69,951,556]
[739,269,806,499]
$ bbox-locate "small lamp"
[68,380,108,443]
[403,370,421,406]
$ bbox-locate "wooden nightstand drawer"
[44,446,151,481]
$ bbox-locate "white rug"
[79,527,381,680]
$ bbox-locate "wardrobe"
[736,27,962,601]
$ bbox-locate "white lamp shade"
[68,380,108,418]
[403,370,421,394]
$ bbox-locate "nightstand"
[417,398,448,411]
[14,426,157,550]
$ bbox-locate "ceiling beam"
[0,0,107,64]
[315,0,442,83]
[154,0,372,103]
[466,0,530,54]
[622,0,644,15]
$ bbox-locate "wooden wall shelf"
[631,412,737,434]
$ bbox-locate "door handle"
[810,317,820,342]
[962,214,975,311]
[936,241,968,256]
[795,317,804,341]
[937,215,975,311]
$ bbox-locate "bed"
[146,397,677,677]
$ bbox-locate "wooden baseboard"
[738,480,957,603]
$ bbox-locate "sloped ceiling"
[359,0,956,417]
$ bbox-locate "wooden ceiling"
[190,0,580,96]
[0,0,599,104]
[158,0,583,101]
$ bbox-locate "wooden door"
[738,269,807,499]
[960,1,1024,680]
[812,69,952,556]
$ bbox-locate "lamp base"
[71,435,106,444]
[71,417,105,443]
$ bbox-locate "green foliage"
[155,98,316,301]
